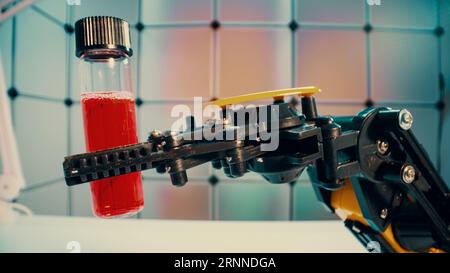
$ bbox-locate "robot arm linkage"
[62,88,450,253]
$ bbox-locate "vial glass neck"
[79,49,133,94]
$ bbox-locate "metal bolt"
[402,165,416,184]
[352,225,361,233]
[156,141,166,150]
[398,109,413,130]
[377,140,389,155]
[380,208,388,219]
[150,130,161,138]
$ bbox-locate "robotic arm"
[62,87,450,253]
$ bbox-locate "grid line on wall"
[210,0,219,220]
[436,0,445,173]
[3,0,447,220]
[364,1,372,102]
[65,3,73,217]
[30,5,65,28]
[9,16,16,126]
[288,0,297,221]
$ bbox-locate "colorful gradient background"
[0,0,449,221]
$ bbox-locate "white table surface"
[0,215,366,253]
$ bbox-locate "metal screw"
[398,109,413,130]
[380,208,388,219]
[402,165,416,184]
[377,140,389,155]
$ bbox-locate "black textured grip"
[63,142,157,186]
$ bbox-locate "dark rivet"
[436,100,445,111]
[434,26,444,37]
[64,24,74,34]
[135,97,143,107]
[289,20,299,32]
[64,97,73,107]
[135,22,145,32]
[363,24,373,33]
[208,175,219,186]
[211,20,221,30]
[365,99,374,108]
[7,87,19,100]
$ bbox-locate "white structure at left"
[0,0,37,23]
[0,52,28,221]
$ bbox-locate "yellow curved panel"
[209,86,321,107]
[331,179,412,253]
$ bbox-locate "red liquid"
[81,91,144,218]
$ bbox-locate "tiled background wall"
[0,0,449,221]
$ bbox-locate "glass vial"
[75,16,144,218]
